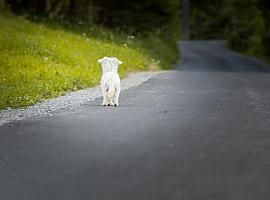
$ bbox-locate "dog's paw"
[114,104,118,107]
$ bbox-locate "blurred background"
[1,0,269,57]
[0,0,181,37]
[189,0,270,58]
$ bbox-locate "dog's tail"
[106,85,115,99]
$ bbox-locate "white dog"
[98,57,122,106]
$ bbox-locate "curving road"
[1,41,270,200]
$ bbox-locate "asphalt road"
[1,41,270,200]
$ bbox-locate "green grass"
[0,12,179,110]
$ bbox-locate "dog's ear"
[98,57,108,64]
[113,57,123,65]
[98,58,104,64]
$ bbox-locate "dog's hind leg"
[101,88,108,105]
[113,89,120,107]
[102,96,108,106]
[108,97,114,106]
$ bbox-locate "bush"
[190,0,270,61]
[224,0,266,56]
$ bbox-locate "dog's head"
[98,57,122,73]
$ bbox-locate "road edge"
[0,71,165,126]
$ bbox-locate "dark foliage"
[190,0,270,59]
[4,0,180,38]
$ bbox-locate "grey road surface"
[1,41,270,200]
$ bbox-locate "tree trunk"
[53,1,63,16]
[69,0,75,15]
[45,0,52,13]
[86,0,94,17]
[0,0,5,10]
[182,0,190,40]
[48,1,63,19]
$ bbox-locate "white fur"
[98,57,122,106]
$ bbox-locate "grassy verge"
[0,12,179,110]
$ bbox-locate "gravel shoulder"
[0,71,163,126]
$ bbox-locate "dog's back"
[101,72,120,98]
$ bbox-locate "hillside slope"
[0,13,178,110]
